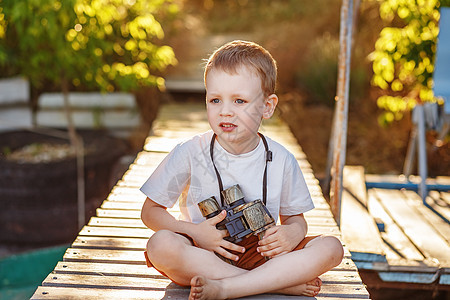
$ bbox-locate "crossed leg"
[146,230,343,299]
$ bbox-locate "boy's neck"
[215,133,261,155]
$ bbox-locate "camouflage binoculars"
[198,184,275,243]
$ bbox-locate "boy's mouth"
[219,122,237,131]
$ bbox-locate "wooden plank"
[80,224,339,240]
[404,190,450,245]
[63,248,146,265]
[79,226,152,239]
[424,190,450,223]
[343,166,368,207]
[133,150,169,162]
[101,200,144,210]
[41,273,175,290]
[40,273,368,299]
[96,207,335,222]
[107,193,146,202]
[53,261,362,284]
[367,189,426,262]
[32,286,369,300]
[341,188,386,262]
[89,215,337,230]
[31,286,184,300]
[116,179,147,188]
[88,217,145,228]
[53,261,162,277]
[72,236,147,250]
[373,188,450,262]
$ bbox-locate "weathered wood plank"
[88,217,146,228]
[367,189,425,262]
[79,224,340,240]
[31,286,182,300]
[32,285,369,300]
[72,236,147,250]
[423,190,450,222]
[52,261,362,286]
[107,192,147,202]
[341,166,385,262]
[101,200,144,210]
[53,261,162,277]
[63,248,146,265]
[404,190,450,245]
[96,206,334,220]
[373,188,450,262]
[79,226,153,239]
[341,189,385,262]
[343,166,368,207]
[41,272,175,290]
[39,273,369,299]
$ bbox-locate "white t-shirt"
[140,131,314,224]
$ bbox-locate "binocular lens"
[198,197,221,218]
[222,184,245,206]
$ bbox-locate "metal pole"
[330,0,353,226]
[416,104,428,201]
[324,0,359,197]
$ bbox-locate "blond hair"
[204,40,277,97]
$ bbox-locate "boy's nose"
[220,101,234,117]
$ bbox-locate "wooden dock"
[31,102,370,299]
[341,166,450,296]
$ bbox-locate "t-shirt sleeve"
[279,153,315,216]
[140,143,190,208]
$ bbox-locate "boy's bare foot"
[277,277,322,297]
[188,275,322,299]
[189,275,225,300]
[301,277,322,297]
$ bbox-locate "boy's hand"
[256,223,304,258]
[193,210,245,261]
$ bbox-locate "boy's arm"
[257,214,308,258]
[141,197,245,261]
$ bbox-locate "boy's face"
[205,66,277,154]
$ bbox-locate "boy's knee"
[146,230,177,259]
[321,236,344,266]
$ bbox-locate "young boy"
[140,40,344,299]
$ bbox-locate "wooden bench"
[31,102,370,299]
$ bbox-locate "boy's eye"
[210,98,220,103]
[235,99,246,104]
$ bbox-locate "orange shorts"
[144,233,319,286]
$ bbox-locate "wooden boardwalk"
[31,102,370,299]
[341,166,450,294]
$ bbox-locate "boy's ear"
[262,94,278,119]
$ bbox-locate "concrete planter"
[0,130,127,245]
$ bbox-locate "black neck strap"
[209,132,272,206]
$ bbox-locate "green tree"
[370,0,449,125]
[0,0,178,98]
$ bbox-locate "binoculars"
[198,184,275,243]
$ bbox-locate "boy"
[140,40,344,299]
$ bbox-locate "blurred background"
[0,0,449,298]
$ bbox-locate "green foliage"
[295,34,368,107]
[0,0,178,93]
[192,0,328,33]
[295,34,339,106]
[369,0,448,125]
